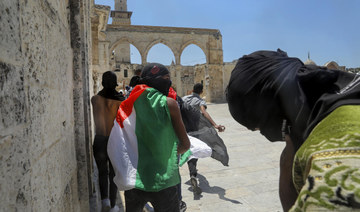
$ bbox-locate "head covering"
[193,83,203,94]
[102,71,118,89]
[98,71,124,101]
[129,75,140,87]
[140,63,172,96]
[226,49,360,150]
[226,49,308,147]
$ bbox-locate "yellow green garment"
[290,105,360,211]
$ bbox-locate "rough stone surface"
[180,103,284,212]
[1,0,93,211]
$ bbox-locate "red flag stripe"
[116,84,150,128]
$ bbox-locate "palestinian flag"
[107,84,180,192]
[179,135,212,166]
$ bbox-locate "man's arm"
[279,135,298,211]
[200,105,225,132]
[167,97,190,154]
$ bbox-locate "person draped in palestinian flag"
[107,63,190,212]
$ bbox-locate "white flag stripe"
[108,107,138,191]
[188,135,212,160]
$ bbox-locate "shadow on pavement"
[186,173,242,204]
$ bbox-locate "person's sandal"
[190,176,202,195]
[180,200,187,212]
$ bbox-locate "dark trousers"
[93,135,117,207]
[187,158,198,177]
[124,185,180,212]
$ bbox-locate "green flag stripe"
[133,88,180,191]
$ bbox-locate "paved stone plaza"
[117,103,285,212]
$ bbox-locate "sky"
[95,0,360,68]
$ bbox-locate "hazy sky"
[95,0,360,68]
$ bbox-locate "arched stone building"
[92,0,226,102]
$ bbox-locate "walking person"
[107,63,190,212]
[91,71,125,212]
[125,66,142,99]
[182,83,225,194]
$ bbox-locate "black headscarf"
[226,49,360,150]
[140,63,172,96]
[129,75,141,87]
[98,71,125,101]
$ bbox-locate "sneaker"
[101,199,111,212]
[179,200,187,212]
[109,205,120,212]
[190,176,202,195]
[143,203,154,212]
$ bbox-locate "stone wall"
[347,67,360,73]
[0,0,93,211]
[223,61,237,92]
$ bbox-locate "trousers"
[93,135,117,207]
[124,185,180,212]
[187,158,198,177]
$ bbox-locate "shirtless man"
[91,71,124,212]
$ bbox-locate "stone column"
[175,65,184,97]
[115,0,127,11]
[70,0,93,210]
[206,64,225,102]
[114,43,130,65]
[99,41,111,72]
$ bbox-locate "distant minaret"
[112,0,132,64]
[111,0,132,26]
[115,0,127,11]
[304,51,316,65]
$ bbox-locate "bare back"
[91,95,122,136]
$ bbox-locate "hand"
[215,125,225,132]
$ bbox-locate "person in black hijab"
[226,49,360,211]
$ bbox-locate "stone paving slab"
[115,103,284,212]
[179,103,284,212]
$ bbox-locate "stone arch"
[179,40,208,65]
[100,24,224,101]
[324,61,340,70]
[144,39,177,64]
[109,37,143,63]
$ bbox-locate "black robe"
[177,96,229,166]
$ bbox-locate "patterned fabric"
[290,105,360,211]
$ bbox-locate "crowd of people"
[92,49,360,212]
[92,63,225,212]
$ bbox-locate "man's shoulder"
[92,95,122,104]
[182,94,194,100]
[166,97,178,111]
[91,94,101,103]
